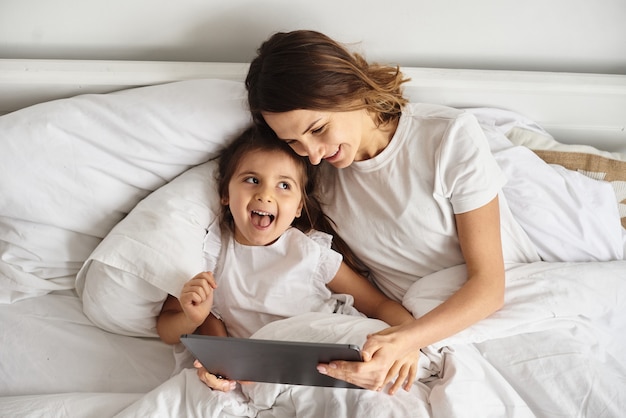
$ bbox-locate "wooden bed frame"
[1,58,625,152]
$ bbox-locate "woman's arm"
[398,195,505,345]
[321,196,505,392]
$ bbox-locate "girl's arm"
[158,272,236,392]
[322,196,505,393]
[157,295,196,344]
[327,263,414,328]
[196,313,228,337]
[160,293,236,392]
[156,271,222,344]
[157,295,228,344]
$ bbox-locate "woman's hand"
[180,272,218,326]
[317,325,419,395]
[194,360,238,392]
[369,326,420,394]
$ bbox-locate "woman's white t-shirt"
[320,103,539,301]
[205,226,362,339]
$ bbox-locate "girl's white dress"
[203,223,363,338]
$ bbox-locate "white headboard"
[1,59,625,153]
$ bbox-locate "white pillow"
[77,160,221,337]
[469,108,624,262]
[507,127,626,230]
[0,79,250,303]
[495,145,624,262]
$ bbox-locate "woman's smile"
[324,147,341,163]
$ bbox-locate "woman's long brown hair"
[246,30,409,129]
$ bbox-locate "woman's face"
[262,108,370,168]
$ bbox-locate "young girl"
[156,126,418,393]
[245,30,543,392]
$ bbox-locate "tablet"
[181,334,364,389]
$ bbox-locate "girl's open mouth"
[251,210,275,228]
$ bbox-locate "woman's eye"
[312,125,325,134]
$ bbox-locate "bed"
[1,58,625,418]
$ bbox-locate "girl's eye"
[244,177,259,184]
[278,182,290,190]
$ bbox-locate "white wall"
[1,0,625,74]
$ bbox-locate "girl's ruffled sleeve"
[307,230,343,285]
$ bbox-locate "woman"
[244,30,540,393]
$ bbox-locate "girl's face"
[262,108,374,168]
[224,149,304,246]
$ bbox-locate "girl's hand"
[317,325,419,395]
[194,360,237,392]
[180,272,218,326]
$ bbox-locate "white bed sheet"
[4,260,622,417]
[0,290,177,416]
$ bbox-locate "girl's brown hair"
[246,30,409,129]
[218,125,369,276]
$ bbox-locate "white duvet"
[110,260,626,418]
